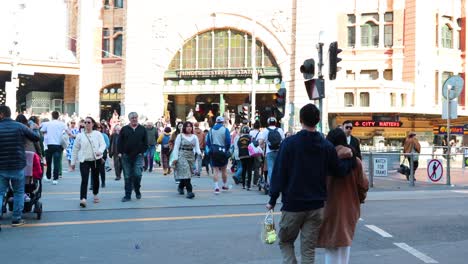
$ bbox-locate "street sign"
[442,75,464,100]
[463,149,468,168]
[427,159,443,182]
[433,126,464,135]
[373,158,387,177]
[353,121,402,128]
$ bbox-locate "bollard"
[409,152,415,187]
[369,151,374,188]
[447,145,451,186]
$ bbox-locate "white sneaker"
[52,180,58,185]
[44,178,51,183]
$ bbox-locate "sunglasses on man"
[345,126,353,130]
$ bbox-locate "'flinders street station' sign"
[176,68,265,79]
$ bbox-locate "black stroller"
[1,151,43,220]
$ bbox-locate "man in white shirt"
[41,111,67,184]
[258,117,285,186]
[249,121,262,185]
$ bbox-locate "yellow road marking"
[2,212,281,229]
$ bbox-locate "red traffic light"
[276,88,286,106]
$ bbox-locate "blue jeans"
[234,160,243,180]
[121,154,143,198]
[0,169,25,220]
[266,151,279,184]
[144,145,156,171]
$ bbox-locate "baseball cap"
[216,116,225,123]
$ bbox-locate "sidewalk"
[370,167,468,191]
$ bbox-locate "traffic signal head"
[242,104,249,115]
[275,88,286,107]
[328,41,342,80]
[239,104,250,121]
[300,59,315,79]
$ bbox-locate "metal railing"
[362,146,468,188]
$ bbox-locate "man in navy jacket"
[266,104,352,263]
[0,106,40,229]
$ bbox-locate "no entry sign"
[427,159,443,182]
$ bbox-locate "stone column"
[76,0,103,119]
[123,0,164,121]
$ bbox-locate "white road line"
[394,243,438,263]
[452,190,468,194]
[365,225,393,237]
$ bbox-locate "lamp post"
[250,17,257,125]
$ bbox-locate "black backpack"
[267,128,282,150]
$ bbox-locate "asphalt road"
[1,165,468,263]
[1,193,468,263]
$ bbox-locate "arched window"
[167,29,278,72]
[442,24,453,48]
[230,31,245,68]
[361,21,379,47]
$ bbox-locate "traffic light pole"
[316,42,324,133]
[250,18,257,125]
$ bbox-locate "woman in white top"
[171,121,201,199]
[71,117,106,208]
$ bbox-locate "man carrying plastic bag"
[266,104,353,263]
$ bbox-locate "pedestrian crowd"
[0,103,376,264]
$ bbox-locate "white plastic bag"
[261,210,277,244]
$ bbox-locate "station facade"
[2,0,468,146]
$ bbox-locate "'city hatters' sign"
[353,121,403,127]
[176,68,265,78]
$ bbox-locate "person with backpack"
[158,127,172,175]
[206,116,231,194]
[258,117,285,185]
[249,121,262,185]
[235,126,254,190]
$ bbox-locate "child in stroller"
[2,151,43,221]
